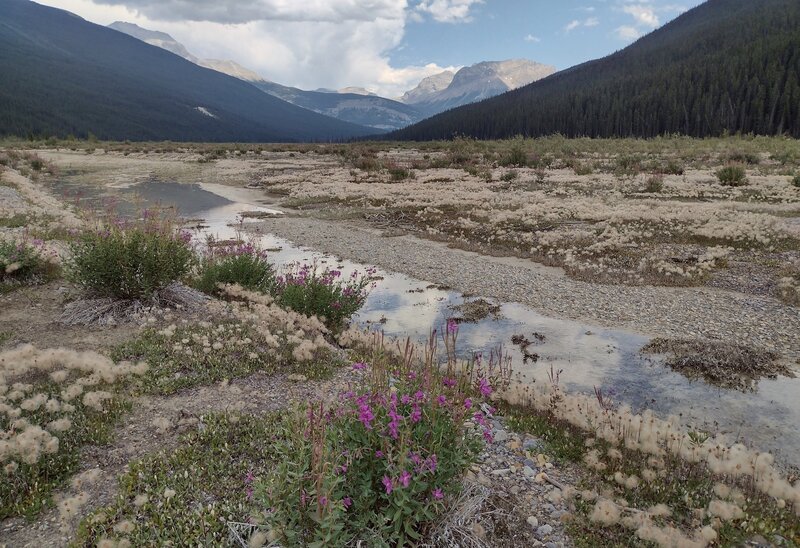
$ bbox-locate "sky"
[36,0,704,98]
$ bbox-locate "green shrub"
[67,214,194,299]
[644,174,665,193]
[194,240,274,296]
[500,170,518,182]
[661,160,685,175]
[573,162,594,176]
[501,139,528,167]
[274,265,372,330]
[792,173,800,188]
[715,164,748,186]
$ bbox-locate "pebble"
[526,516,539,528]
[535,524,554,539]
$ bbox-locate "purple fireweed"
[382,476,393,495]
[433,488,444,500]
[352,361,367,370]
[464,398,473,409]
[478,377,492,398]
[399,470,411,488]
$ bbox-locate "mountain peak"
[399,59,555,114]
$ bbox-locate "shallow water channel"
[50,177,800,467]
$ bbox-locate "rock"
[526,516,539,528]
[471,522,486,540]
[491,468,512,476]
[523,465,536,477]
[494,430,509,443]
[535,524,553,539]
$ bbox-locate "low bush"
[67,213,195,300]
[792,173,800,188]
[273,264,372,331]
[0,239,57,291]
[193,239,274,296]
[500,169,518,182]
[715,164,748,186]
[643,174,665,193]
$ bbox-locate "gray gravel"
[256,216,800,364]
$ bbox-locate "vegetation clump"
[67,212,195,300]
[641,337,790,390]
[258,326,507,546]
[0,345,146,518]
[193,238,274,296]
[273,264,373,331]
[0,238,57,292]
[715,164,748,186]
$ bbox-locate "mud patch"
[641,337,792,391]
[449,298,502,323]
[511,332,546,364]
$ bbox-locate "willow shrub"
[67,212,194,299]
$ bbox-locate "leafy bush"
[258,327,505,546]
[501,139,528,167]
[194,239,274,296]
[67,214,195,299]
[792,173,800,188]
[273,264,372,330]
[715,164,748,186]
[573,162,594,176]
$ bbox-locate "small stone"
[471,522,486,540]
[523,466,536,477]
[494,430,509,443]
[491,468,512,476]
[535,524,553,539]
[526,516,539,528]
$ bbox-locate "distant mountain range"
[399,60,555,117]
[108,22,554,131]
[391,0,800,140]
[0,0,373,141]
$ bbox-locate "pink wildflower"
[433,488,444,500]
[399,470,411,488]
[382,476,393,495]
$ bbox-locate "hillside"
[0,1,373,142]
[390,0,800,140]
[108,21,423,131]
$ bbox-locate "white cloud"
[615,25,641,40]
[34,0,458,97]
[524,34,541,43]
[622,5,659,28]
[564,17,599,32]
[416,0,483,23]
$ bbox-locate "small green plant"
[644,174,665,193]
[194,239,274,296]
[387,164,414,181]
[792,173,800,188]
[67,212,195,299]
[573,162,594,176]
[715,164,748,186]
[0,239,57,291]
[500,170,518,182]
[273,264,373,331]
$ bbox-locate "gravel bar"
[256,216,800,365]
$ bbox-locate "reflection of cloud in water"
[49,178,800,467]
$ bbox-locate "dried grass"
[60,283,207,326]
